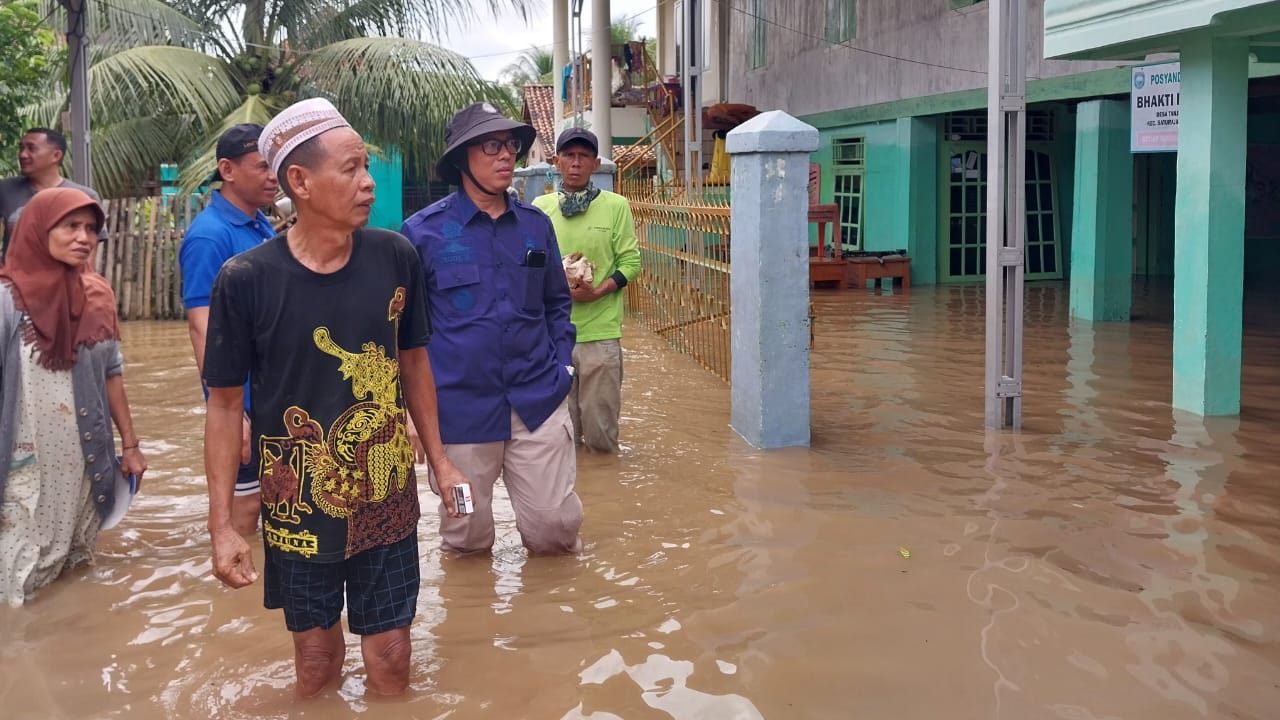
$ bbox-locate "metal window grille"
[832,138,865,251]
[748,0,767,69]
[825,0,856,43]
[945,110,1053,141]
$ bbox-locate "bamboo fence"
[618,178,732,382]
[95,195,207,321]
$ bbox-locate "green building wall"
[812,118,940,285]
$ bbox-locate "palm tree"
[500,45,554,88]
[34,0,534,196]
[0,0,57,177]
[606,16,655,72]
[610,16,642,46]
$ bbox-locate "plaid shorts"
[263,533,420,635]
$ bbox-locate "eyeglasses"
[475,138,523,156]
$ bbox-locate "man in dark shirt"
[0,128,107,262]
[401,103,582,556]
[202,98,467,698]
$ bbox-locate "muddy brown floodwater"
[1,282,1278,719]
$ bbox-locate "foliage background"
[23,0,533,196]
[0,0,59,177]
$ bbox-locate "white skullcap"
[259,97,352,175]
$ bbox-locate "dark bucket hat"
[207,123,264,184]
[435,102,535,185]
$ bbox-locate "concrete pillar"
[553,0,569,126]
[592,158,617,192]
[513,163,554,204]
[1070,99,1133,322]
[591,0,613,160]
[893,116,938,285]
[726,111,819,449]
[1173,36,1249,416]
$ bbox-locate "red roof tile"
[521,84,556,158]
[614,144,657,166]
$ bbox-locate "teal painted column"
[1070,99,1133,321]
[726,111,819,449]
[894,116,938,286]
[1173,36,1249,416]
[368,150,403,230]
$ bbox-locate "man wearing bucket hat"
[202,98,465,697]
[401,102,583,556]
[179,123,278,536]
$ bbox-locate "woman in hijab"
[0,187,147,606]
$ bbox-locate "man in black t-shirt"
[202,98,469,698]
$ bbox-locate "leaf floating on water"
[898,547,911,559]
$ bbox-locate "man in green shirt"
[533,129,641,454]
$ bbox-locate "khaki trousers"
[430,399,582,555]
[569,339,623,453]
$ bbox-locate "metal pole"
[572,0,585,127]
[984,0,1025,429]
[681,0,704,195]
[65,0,91,186]
[681,0,693,190]
[553,0,569,131]
[690,0,704,196]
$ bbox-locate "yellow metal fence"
[619,179,731,382]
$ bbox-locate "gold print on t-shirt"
[257,287,414,554]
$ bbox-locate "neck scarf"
[559,182,600,218]
[0,187,118,370]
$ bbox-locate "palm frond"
[177,94,279,193]
[91,114,194,196]
[20,92,67,128]
[41,0,205,49]
[298,36,510,180]
[89,45,240,128]
[275,0,538,44]
[499,46,554,87]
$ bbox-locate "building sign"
[1131,62,1180,153]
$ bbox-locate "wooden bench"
[847,255,911,290]
[809,257,848,289]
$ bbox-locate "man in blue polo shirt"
[180,124,279,535]
[401,103,582,555]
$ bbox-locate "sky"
[438,0,660,81]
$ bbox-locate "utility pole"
[984,0,1026,429]
[62,0,92,186]
[571,0,585,127]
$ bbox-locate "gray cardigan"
[0,285,125,519]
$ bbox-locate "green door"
[938,143,1064,282]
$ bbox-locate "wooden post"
[121,199,134,320]
[143,199,156,319]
